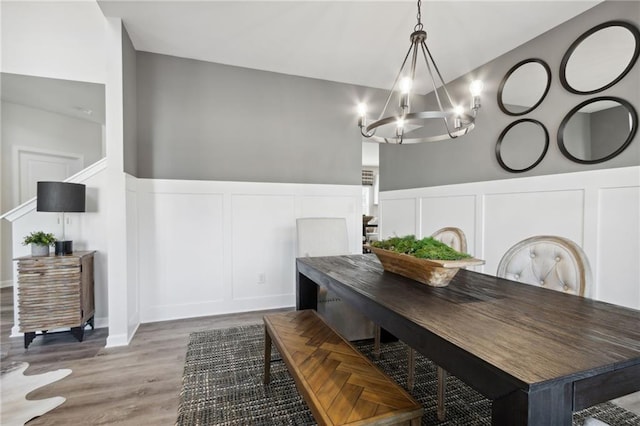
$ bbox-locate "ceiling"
[1,73,106,124]
[97,0,602,91]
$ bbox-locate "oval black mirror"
[558,97,637,164]
[560,21,640,95]
[496,119,549,173]
[498,59,551,116]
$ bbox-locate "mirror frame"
[557,96,638,164]
[497,58,552,116]
[496,118,549,173]
[560,20,640,95]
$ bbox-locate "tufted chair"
[296,218,374,341]
[431,227,468,253]
[373,227,468,421]
[497,235,591,297]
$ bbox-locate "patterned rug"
[177,324,640,425]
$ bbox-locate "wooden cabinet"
[15,251,95,348]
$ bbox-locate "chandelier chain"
[415,0,423,31]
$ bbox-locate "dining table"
[296,254,640,425]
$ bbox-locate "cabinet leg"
[88,316,95,330]
[70,326,85,342]
[24,332,36,349]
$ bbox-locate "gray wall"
[123,26,137,176]
[381,1,640,191]
[136,52,384,185]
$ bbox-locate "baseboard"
[94,316,108,329]
[1,280,13,288]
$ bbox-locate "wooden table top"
[297,254,640,388]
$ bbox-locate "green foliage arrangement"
[370,235,471,261]
[22,231,57,246]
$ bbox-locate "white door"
[17,149,83,204]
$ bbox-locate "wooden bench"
[264,310,423,426]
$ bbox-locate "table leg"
[296,270,318,310]
[264,325,272,384]
[492,384,572,425]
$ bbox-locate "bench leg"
[437,367,447,421]
[264,325,272,384]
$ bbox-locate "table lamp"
[37,181,86,255]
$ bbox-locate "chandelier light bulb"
[469,80,484,97]
[357,103,367,117]
[396,118,405,129]
[400,77,412,94]
[453,106,464,129]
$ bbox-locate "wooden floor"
[2,286,639,425]
[1,286,289,425]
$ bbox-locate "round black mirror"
[498,59,551,116]
[496,119,549,173]
[560,21,640,95]
[558,97,637,164]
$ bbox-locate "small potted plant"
[22,231,57,257]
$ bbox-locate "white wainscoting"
[136,179,362,323]
[379,166,640,310]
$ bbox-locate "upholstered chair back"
[497,236,592,297]
[296,217,350,257]
[431,227,468,253]
[295,217,374,340]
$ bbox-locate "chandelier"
[358,0,483,144]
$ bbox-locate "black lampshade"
[37,182,86,212]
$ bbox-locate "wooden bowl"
[368,246,485,287]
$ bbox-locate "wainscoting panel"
[597,186,640,309]
[379,166,640,309]
[136,179,362,322]
[379,198,417,240]
[138,189,225,321]
[420,195,477,256]
[231,194,296,301]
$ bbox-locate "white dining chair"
[296,218,374,341]
[497,235,592,297]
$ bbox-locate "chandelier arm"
[419,42,458,138]
[360,127,377,138]
[376,43,415,122]
[422,43,457,109]
[409,40,419,83]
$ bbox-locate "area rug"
[0,362,71,426]
[177,324,640,425]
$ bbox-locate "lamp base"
[55,240,73,256]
